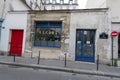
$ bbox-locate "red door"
[9,30,23,56]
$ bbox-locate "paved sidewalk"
[0,55,120,78]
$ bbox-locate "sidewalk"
[0,55,120,78]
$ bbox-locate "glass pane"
[41,41,47,46]
[35,28,41,40]
[55,41,61,47]
[54,28,61,47]
[83,31,94,57]
[48,41,54,46]
[76,30,82,56]
[84,44,93,57]
[34,22,62,47]
[48,28,55,39]
[55,28,61,41]
[34,41,41,46]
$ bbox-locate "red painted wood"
[9,30,23,56]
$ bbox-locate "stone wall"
[24,9,112,63]
[69,9,111,63]
[25,11,71,60]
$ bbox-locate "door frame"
[75,29,96,62]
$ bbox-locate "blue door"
[75,29,96,62]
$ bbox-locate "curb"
[0,61,120,78]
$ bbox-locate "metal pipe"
[64,53,67,67]
[96,55,99,71]
[37,51,40,64]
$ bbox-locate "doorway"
[9,30,23,56]
[75,29,96,62]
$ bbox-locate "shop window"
[34,21,62,48]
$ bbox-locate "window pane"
[76,30,82,56]
[55,41,60,46]
[55,28,61,41]
[83,30,94,57]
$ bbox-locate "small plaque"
[99,32,108,39]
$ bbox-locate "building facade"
[23,9,111,63]
[86,0,106,8]
[86,0,120,63]
[0,0,11,43]
[0,0,114,64]
[42,0,78,10]
[0,0,30,55]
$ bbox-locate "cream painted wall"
[0,0,11,19]
[11,0,30,11]
[107,0,120,22]
[86,0,120,22]
[0,0,30,55]
[86,0,106,9]
[0,12,28,55]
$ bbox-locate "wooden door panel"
[9,30,23,56]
